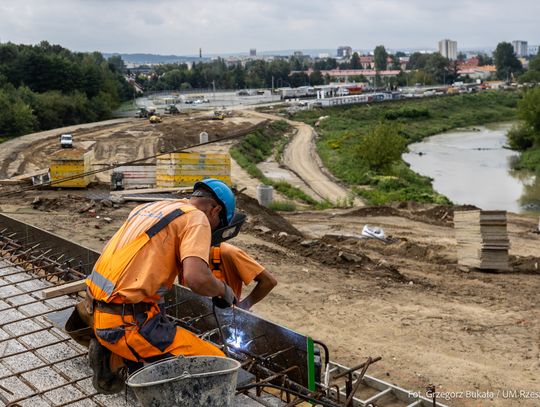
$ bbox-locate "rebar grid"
[0,231,125,406]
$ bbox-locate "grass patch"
[231,121,321,206]
[115,100,137,112]
[512,146,540,172]
[267,200,297,211]
[293,91,520,205]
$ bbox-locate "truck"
[136,106,156,118]
[60,134,73,148]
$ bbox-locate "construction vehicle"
[60,134,73,148]
[149,114,162,124]
[165,104,180,115]
[212,111,225,120]
[137,106,156,118]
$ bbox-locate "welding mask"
[211,212,246,246]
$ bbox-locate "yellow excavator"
[212,111,225,120]
[149,115,162,124]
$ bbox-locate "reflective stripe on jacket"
[86,205,196,303]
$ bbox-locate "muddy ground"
[0,114,539,406]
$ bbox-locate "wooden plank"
[42,279,86,299]
[121,196,179,202]
[0,178,27,185]
[11,168,49,181]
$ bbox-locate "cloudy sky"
[1,0,538,55]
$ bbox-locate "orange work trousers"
[93,303,223,364]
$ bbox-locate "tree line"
[0,41,134,139]
[138,42,540,92]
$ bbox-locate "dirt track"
[0,116,539,406]
[244,111,362,205]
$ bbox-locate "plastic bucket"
[126,356,241,407]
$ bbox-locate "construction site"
[0,109,538,407]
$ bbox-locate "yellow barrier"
[50,149,94,188]
[156,153,231,188]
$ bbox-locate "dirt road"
[0,118,134,178]
[244,110,362,205]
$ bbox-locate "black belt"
[95,301,152,315]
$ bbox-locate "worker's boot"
[88,339,125,394]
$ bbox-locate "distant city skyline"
[0,0,539,55]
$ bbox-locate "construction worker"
[84,179,237,394]
[208,243,277,310]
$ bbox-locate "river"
[403,122,540,213]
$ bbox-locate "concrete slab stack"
[454,210,510,271]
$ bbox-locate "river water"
[403,123,540,213]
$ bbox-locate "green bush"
[512,147,540,171]
[507,123,535,150]
[356,122,407,171]
[383,107,430,120]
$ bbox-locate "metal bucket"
[126,356,241,407]
[256,184,274,207]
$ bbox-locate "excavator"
[149,114,162,124]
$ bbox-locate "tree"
[528,50,540,71]
[374,45,388,70]
[0,88,37,137]
[309,70,324,85]
[457,52,467,61]
[389,54,401,70]
[350,52,361,69]
[477,53,493,66]
[424,53,451,84]
[356,122,406,171]
[518,87,540,141]
[408,69,436,85]
[493,42,522,81]
[289,72,309,87]
[408,52,429,70]
[107,55,126,74]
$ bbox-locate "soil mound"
[345,205,401,218]
[236,193,302,236]
[343,204,480,227]
[412,204,479,224]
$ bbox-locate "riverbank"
[404,123,540,213]
[293,91,520,205]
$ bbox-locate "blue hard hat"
[193,179,236,225]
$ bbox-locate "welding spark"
[226,331,245,348]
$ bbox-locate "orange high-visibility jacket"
[207,243,264,299]
[86,201,208,304]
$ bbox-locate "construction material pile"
[454,210,509,271]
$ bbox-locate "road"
[245,110,363,206]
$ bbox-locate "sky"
[0,0,539,55]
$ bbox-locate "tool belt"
[94,301,152,316]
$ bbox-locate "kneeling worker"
[85,179,237,393]
[208,243,277,311]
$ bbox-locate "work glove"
[212,281,237,309]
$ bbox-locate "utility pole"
[271,75,274,92]
[212,80,216,102]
